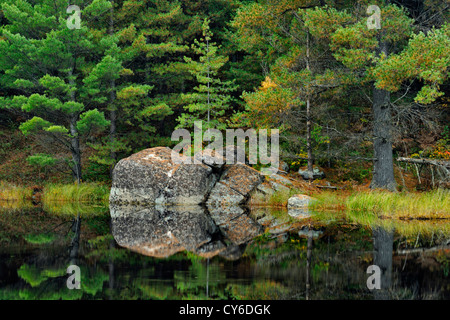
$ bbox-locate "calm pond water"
[1,201,450,300]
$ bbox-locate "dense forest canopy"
[0,0,448,189]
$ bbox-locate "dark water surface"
[1,202,450,300]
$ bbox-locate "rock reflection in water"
[110,204,263,260]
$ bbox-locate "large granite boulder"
[110,146,265,206]
[193,148,225,170]
[193,145,249,169]
[110,147,217,205]
[247,173,294,206]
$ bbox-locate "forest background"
[0,0,448,195]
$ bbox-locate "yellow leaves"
[242,79,292,128]
[259,76,277,91]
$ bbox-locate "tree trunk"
[70,114,82,184]
[306,97,314,173]
[305,31,314,174]
[68,66,82,184]
[370,40,396,191]
[110,100,116,170]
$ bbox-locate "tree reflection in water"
[372,226,394,300]
[1,204,450,300]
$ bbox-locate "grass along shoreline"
[0,181,33,201]
[311,188,450,219]
[0,180,448,219]
[0,181,109,204]
[42,183,110,204]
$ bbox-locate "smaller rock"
[207,164,264,206]
[207,182,245,206]
[268,223,292,235]
[208,205,262,245]
[248,189,267,206]
[298,167,325,180]
[279,161,290,173]
[287,194,317,208]
[248,182,278,206]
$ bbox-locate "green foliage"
[267,187,301,208]
[17,264,49,287]
[16,263,108,299]
[19,117,51,136]
[23,233,56,245]
[26,154,56,168]
[178,19,237,131]
[0,0,448,190]
[373,24,450,104]
[76,109,110,135]
[17,264,65,287]
[42,201,109,217]
[0,0,116,181]
[83,161,111,182]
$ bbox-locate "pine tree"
[178,19,236,131]
[330,1,415,191]
[231,2,349,176]
[115,0,243,143]
[0,0,111,183]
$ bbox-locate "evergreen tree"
[231,1,350,175]
[0,0,111,183]
[178,19,236,131]
[114,0,243,144]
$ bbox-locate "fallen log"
[396,157,450,167]
[397,244,450,255]
[315,185,339,190]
